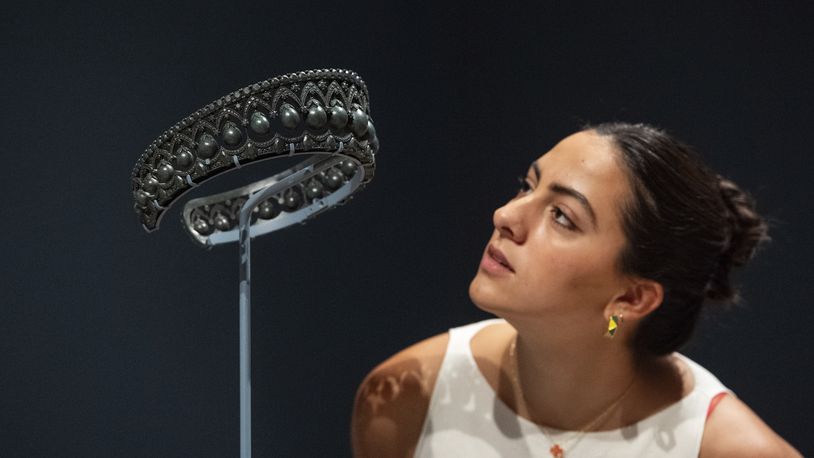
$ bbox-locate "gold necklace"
[508,335,636,458]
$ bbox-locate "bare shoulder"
[351,330,451,458]
[700,394,802,458]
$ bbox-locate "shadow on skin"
[352,346,536,457]
[353,355,439,457]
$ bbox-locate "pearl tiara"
[130,68,378,246]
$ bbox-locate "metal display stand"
[182,150,361,457]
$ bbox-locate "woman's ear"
[604,277,663,323]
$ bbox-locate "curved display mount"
[181,151,364,247]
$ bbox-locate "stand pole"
[235,164,309,458]
[238,201,253,458]
[232,157,345,457]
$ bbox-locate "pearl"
[223,122,243,146]
[214,213,232,231]
[142,175,159,193]
[305,179,324,199]
[175,147,195,169]
[280,103,301,129]
[306,104,327,129]
[339,160,357,176]
[193,219,213,235]
[250,112,270,134]
[197,134,219,159]
[329,105,348,130]
[257,200,280,219]
[324,168,344,190]
[351,108,369,136]
[283,188,302,210]
[156,162,175,183]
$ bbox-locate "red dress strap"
[706,391,728,419]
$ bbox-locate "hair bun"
[704,175,772,302]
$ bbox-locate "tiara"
[130,68,378,247]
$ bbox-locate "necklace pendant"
[550,444,564,458]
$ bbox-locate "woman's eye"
[516,176,532,194]
[513,176,577,232]
[550,206,577,231]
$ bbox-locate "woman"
[351,123,801,457]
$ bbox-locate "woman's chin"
[468,277,505,314]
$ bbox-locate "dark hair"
[587,122,771,357]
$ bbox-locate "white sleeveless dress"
[413,318,732,457]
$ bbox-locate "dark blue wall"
[1,1,811,456]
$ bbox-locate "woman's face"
[469,130,633,326]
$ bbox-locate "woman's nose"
[493,196,529,243]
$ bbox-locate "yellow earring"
[605,313,623,338]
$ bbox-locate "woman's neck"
[504,317,646,431]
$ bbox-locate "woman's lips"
[480,244,515,274]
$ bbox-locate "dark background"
[2,1,812,456]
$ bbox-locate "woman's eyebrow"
[531,161,598,230]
